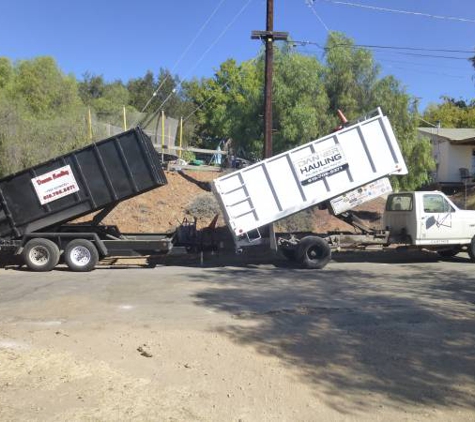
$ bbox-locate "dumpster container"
[0,127,167,239]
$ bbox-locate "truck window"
[423,194,453,213]
[386,194,413,211]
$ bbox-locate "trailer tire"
[22,238,60,272]
[296,236,331,269]
[64,239,99,272]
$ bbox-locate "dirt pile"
[89,169,386,234]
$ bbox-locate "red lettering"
[36,176,52,185]
[52,170,69,179]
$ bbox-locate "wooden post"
[251,0,288,159]
[161,110,165,163]
[123,106,127,131]
[87,108,93,140]
[179,117,183,159]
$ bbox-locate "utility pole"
[252,0,288,159]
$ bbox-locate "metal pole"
[264,0,274,159]
[123,106,127,131]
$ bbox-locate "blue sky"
[1,0,474,112]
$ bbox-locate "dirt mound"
[88,170,385,234]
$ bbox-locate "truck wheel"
[469,237,475,262]
[22,238,60,272]
[296,236,331,269]
[64,239,99,272]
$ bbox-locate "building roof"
[418,127,475,145]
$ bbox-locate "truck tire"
[64,239,99,272]
[296,236,331,269]
[469,237,475,262]
[22,238,60,272]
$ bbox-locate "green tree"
[14,56,81,116]
[0,56,88,176]
[186,33,433,189]
[273,50,331,152]
[0,57,13,89]
[324,32,379,119]
[322,32,434,190]
[185,59,262,154]
[423,97,475,128]
[78,72,106,104]
[127,70,156,111]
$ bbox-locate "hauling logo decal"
[31,165,79,205]
[293,145,348,186]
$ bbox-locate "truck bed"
[212,108,407,241]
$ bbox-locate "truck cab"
[383,191,475,247]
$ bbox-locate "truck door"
[419,193,460,244]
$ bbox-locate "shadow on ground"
[190,257,475,414]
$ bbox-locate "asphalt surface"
[0,249,475,421]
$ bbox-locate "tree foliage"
[0,56,88,176]
[0,33,438,191]
[186,32,433,190]
[423,96,475,128]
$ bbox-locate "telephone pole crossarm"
[251,30,289,41]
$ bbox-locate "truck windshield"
[386,194,413,211]
[423,194,453,213]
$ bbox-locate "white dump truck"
[212,108,475,268]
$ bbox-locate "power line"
[380,64,467,80]
[138,0,228,115]
[291,39,474,55]
[170,0,228,75]
[290,40,473,61]
[182,0,254,80]
[379,51,470,61]
[334,44,474,55]
[184,82,231,123]
[310,0,475,24]
[305,0,330,33]
[369,56,469,72]
[138,0,253,125]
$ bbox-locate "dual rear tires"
[282,236,332,269]
[22,238,99,272]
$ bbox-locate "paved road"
[0,250,475,421]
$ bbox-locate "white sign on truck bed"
[212,108,407,240]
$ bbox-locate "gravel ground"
[0,250,475,421]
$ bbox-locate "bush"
[185,193,221,220]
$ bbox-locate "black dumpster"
[0,127,167,239]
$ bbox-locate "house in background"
[418,127,475,186]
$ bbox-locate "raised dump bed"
[212,108,408,254]
[0,127,167,240]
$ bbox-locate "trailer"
[212,108,409,269]
[0,127,177,272]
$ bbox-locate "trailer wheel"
[22,238,60,272]
[64,239,99,272]
[296,236,331,269]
